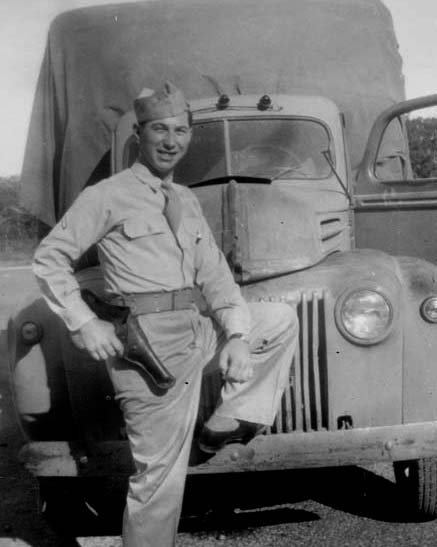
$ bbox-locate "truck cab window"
[375,116,410,180]
[174,118,333,185]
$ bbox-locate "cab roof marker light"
[421,297,437,323]
[216,94,230,110]
[257,95,272,111]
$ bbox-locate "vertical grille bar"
[284,376,293,431]
[276,395,284,432]
[301,293,312,431]
[293,330,303,431]
[312,291,323,430]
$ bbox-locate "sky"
[0,0,436,176]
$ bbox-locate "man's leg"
[200,302,298,434]
[106,309,204,547]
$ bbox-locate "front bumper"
[19,421,437,477]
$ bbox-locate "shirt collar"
[130,161,173,189]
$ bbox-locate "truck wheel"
[38,477,125,534]
[393,458,437,521]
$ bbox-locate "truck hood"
[193,179,349,282]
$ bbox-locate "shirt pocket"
[122,216,167,239]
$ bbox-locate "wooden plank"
[19,422,437,477]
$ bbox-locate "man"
[33,82,298,547]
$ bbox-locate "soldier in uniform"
[33,82,298,547]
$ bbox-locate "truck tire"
[393,458,437,521]
[38,477,125,534]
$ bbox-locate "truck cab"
[116,94,352,281]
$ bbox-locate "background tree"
[406,117,437,178]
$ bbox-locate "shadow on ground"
[181,465,414,532]
[10,464,419,543]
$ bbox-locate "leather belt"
[112,288,195,315]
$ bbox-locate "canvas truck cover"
[20,0,405,226]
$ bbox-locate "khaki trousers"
[106,302,298,547]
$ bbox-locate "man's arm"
[191,198,253,383]
[33,185,123,360]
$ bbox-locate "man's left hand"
[219,338,253,383]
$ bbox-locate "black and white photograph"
[2,1,437,546]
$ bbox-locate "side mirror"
[358,94,437,186]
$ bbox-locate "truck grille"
[269,290,329,434]
[198,290,329,434]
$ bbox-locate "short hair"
[137,109,193,128]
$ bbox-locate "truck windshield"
[175,118,333,185]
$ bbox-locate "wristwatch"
[228,332,249,343]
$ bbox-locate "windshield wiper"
[189,175,271,188]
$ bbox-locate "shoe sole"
[198,438,245,454]
[198,427,266,454]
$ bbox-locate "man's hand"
[71,317,124,361]
[219,338,253,383]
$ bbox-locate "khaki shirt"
[33,162,251,335]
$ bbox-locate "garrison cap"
[134,81,190,123]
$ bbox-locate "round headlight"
[421,297,437,323]
[335,289,393,345]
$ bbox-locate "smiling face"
[136,112,192,180]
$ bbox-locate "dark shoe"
[198,418,265,454]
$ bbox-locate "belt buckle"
[174,290,185,311]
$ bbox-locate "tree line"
[406,117,437,178]
[0,176,40,261]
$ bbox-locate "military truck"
[8,0,437,522]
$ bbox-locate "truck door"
[355,95,437,264]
